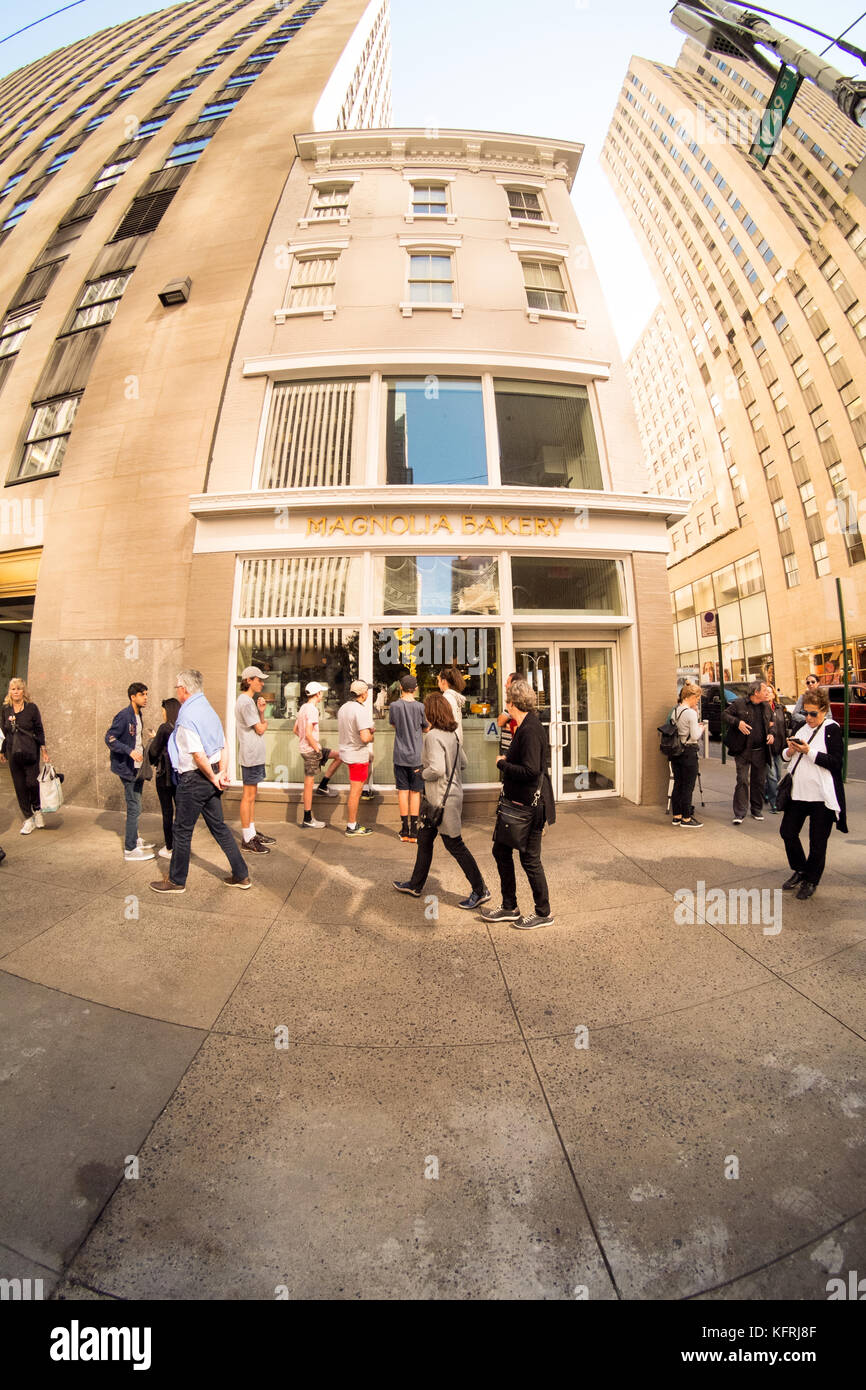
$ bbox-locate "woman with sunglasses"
[790,673,820,731]
[779,686,847,899]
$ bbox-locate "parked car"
[827,684,866,735]
[700,681,751,740]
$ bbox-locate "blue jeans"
[168,768,248,887]
[121,777,144,851]
[765,752,784,810]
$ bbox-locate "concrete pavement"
[1,748,864,1301]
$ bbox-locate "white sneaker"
[20,818,34,835]
[301,817,325,829]
[136,836,155,850]
[124,846,155,861]
[34,811,45,828]
[158,847,172,859]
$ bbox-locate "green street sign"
[750,65,803,168]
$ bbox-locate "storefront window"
[259,380,368,489]
[239,555,362,620]
[385,378,487,485]
[494,380,602,489]
[712,564,739,607]
[375,554,499,615]
[235,627,360,780]
[673,584,694,621]
[372,626,501,783]
[512,557,624,615]
[735,551,764,596]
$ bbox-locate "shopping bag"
[39,762,64,813]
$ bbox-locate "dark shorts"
[302,746,333,778]
[241,763,266,786]
[394,763,423,792]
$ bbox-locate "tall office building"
[0,0,681,811]
[603,38,866,693]
[0,0,390,801]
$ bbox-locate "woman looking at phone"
[779,686,847,899]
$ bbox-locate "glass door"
[514,643,617,799]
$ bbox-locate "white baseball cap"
[241,666,266,680]
[305,681,327,695]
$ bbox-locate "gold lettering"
[390,515,409,535]
[329,517,348,536]
[369,515,387,535]
[307,517,327,536]
[550,517,563,537]
[518,517,533,536]
[479,515,500,535]
[433,515,454,534]
[535,518,549,535]
[349,515,368,536]
[462,514,477,534]
[499,516,516,535]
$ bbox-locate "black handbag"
[493,774,544,853]
[417,739,458,831]
[775,727,817,813]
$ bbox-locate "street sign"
[701,610,717,637]
[750,65,803,168]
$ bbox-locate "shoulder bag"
[418,736,458,831]
[775,726,817,813]
[493,772,544,853]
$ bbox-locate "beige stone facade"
[603,40,866,696]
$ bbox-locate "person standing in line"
[294,681,341,829]
[437,666,466,741]
[147,697,180,860]
[389,674,429,842]
[105,682,155,860]
[670,681,704,828]
[482,677,556,930]
[393,691,489,909]
[337,679,375,837]
[150,669,251,894]
[779,685,848,899]
[495,672,520,776]
[0,677,50,834]
[234,666,275,856]
[764,684,789,814]
[723,681,774,825]
[790,673,821,731]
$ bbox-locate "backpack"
[658,706,686,759]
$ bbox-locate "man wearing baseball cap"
[294,681,341,828]
[234,667,275,854]
[337,679,375,836]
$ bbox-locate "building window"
[163,138,211,168]
[773,498,790,532]
[411,183,448,217]
[811,540,831,577]
[165,87,196,103]
[44,149,76,174]
[376,554,499,616]
[507,188,544,222]
[68,272,133,331]
[783,553,800,588]
[92,160,132,190]
[15,394,82,479]
[1,197,36,230]
[132,116,169,140]
[711,503,720,525]
[408,253,454,304]
[287,254,338,310]
[197,100,239,123]
[798,481,818,517]
[522,259,568,312]
[0,305,39,361]
[494,379,602,489]
[310,184,352,221]
[385,378,486,485]
[259,380,367,489]
[511,557,624,615]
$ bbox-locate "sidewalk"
[1,754,864,1301]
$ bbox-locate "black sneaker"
[479,905,520,922]
[360,787,375,801]
[680,817,703,828]
[457,887,491,911]
[782,872,802,890]
[345,825,372,837]
[241,836,270,854]
[315,786,338,797]
[513,913,555,930]
[255,831,276,844]
[393,880,421,897]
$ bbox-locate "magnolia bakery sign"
[303,510,573,539]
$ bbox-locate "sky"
[3,0,866,355]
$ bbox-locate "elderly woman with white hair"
[481,677,556,930]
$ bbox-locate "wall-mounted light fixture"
[158,277,191,306]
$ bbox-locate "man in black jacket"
[724,681,775,824]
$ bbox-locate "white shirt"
[782,718,840,814]
[442,688,464,743]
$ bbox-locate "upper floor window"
[411,183,447,217]
[68,272,133,331]
[198,100,239,122]
[166,87,196,103]
[1,197,36,231]
[287,254,338,311]
[494,380,602,489]
[1,172,26,197]
[311,184,351,221]
[408,253,453,304]
[14,394,82,480]
[163,138,211,168]
[0,305,39,360]
[385,378,486,486]
[507,188,544,222]
[132,116,169,140]
[522,258,569,313]
[92,161,133,191]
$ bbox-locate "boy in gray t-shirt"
[389,675,429,842]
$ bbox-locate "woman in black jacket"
[0,677,49,833]
[148,697,180,860]
[481,677,556,930]
[779,685,848,899]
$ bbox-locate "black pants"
[671,746,698,818]
[493,825,550,916]
[780,799,836,886]
[168,768,248,888]
[408,824,485,895]
[156,778,176,851]
[8,754,40,818]
[734,748,767,818]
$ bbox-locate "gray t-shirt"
[235,693,266,767]
[338,698,373,764]
[389,698,427,767]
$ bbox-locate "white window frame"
[403,172,456,225]
[510,241,582,326]
[274,240,348,322]
[298,175,359,229]
[399,235,463,317]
